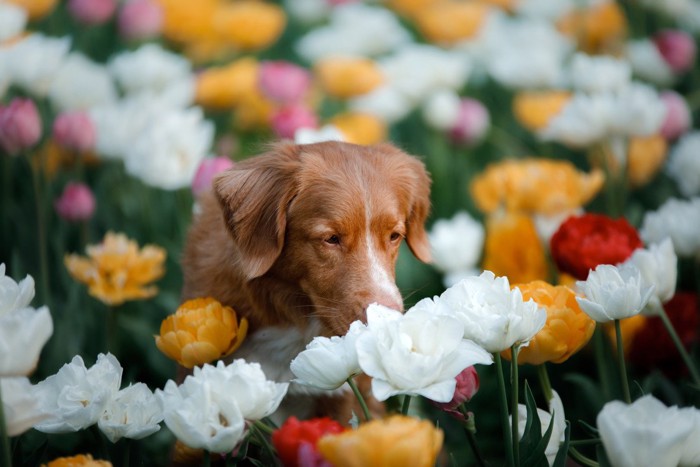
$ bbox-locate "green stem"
[537,364,553,402]
[347,377,371,421]
[0,383,12,467]
[510,345,520,467]
[253,420,275,436]
[495,354,515,467]
[568,446,600,467]
[592,328,612,400]
[106,306,118,356]
[250,421,277,462]
[91,424,110,461]
[614,320,631,403]
[569,438,602,446]
[658,307,700,387]
[29,157,50,308]
[122,438,131,467]
[459,406,487,467]
[203,450,211,467]
[401,395,411,415]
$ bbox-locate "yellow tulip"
[385,0,440,18]
[317,415,443,467]
[330,112,387,145]
[6,0,57,20]
[470,158,604,216]
[214,2,286,51]
[414,2,491,45]
[482,211,549,284]
[155,297,248,369]
[156,0,219,45]
[627,135,668,188]
[195,58,260,110]
[557,1,627,54]
[502,281,596,365]
[314,57,384,99]
[44,454,112,467]
[64,232,166,306]
[512,91,572,132]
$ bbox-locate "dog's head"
[214,141,431,336]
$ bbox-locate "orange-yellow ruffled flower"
[155,297,248,369]
[627,135,668,188]
[195,58,260,110]
[557,1,627,54]
[317,415,443,467]
[64,232,166,306]
[512,91,572,132]
[482,211,549,284]
[213,2,286,51]
[414,2,491,45]
[330,112,387,146]
[7,0,57,20]
[44,454,112,467]
[470,158,604,215]
[314,57,384,100]
[502,281,596,365]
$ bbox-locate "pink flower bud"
[259,61,312,104]
[270,105,318,140]
[54,182,96,222]
[118,0,163,41]
[653,30,696,74]
[660,90,691,141]
[68,0,116,25]
[449,98,490,146]
[431,366,480,421]
[0,98,42,156]
[192,157,235,197]
[52,111,96,152]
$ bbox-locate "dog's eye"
[390,232,402,242]
[325,235,341,245]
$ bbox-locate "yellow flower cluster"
[155,297,248,369]
[317,415,444,467]
[64,232,166,306]
[503,281,596,365]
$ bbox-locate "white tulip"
[512,391,566,466]
[640,197,700,258]
[291,321,366,390]
[679,406,700,467]
[33,353,122,433]
[1,377,48,437]
[422,89,461,131]
[597,395,696,467]
[428,211,485,276]
[48,52,117,111]
[437,271,547,353]
[0,263,35,315]
[568,52,632,93]
[356,302,492,403]
[667,131,700,197]
[0,2,26,43]
[620,238,677,315]
[0,34,71,96]
[98,383,163,443]
[575,264,654,322]
[294,125,345,145]
[156,360,288,453]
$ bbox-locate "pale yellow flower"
[502,281,596,365]
[317,415,443,467]
[414,1,490,45]
[470,158,604,215]
[330,112,387,145]
[64,232,166,306]
[314,57,383,99]
[44,454,112,467]
[155,297,248,369]
[512,91,572,133]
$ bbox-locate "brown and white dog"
[181,140,432,423]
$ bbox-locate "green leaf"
[551,421,571,467]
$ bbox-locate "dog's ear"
[405,157,432,263]
[213,142,300,279]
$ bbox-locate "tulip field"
[2,0,700,466]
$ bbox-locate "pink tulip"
[431,366,480,421]
[654,30,696,74]
[118,0,164,41]
[68,0,116,25]
[52,111,96,152]
[660,91,691,141]
[192,157,235,197]
[54,182,96,222]
[258,61,312,104]
[0,98,42,156]
[270,105,318,140]
[449,98,490,146]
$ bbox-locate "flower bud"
[659,90,690,141]
[450,98,490,146]
[192,157,234,197]
[270,104,318,140]
[54,182,96,222]
[0,98,42,156]
[653,29,696,74]
[67,0,117,25]
[258,61,311,104]
[52,111,96,152]
[118,0,163,41]
[431,366,479,420]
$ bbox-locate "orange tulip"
[414,2,490,45]
[44,454,112,467]
[512,91,572,132]
[314,57,383,99]
[330,112,387,145]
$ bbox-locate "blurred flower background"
[2,0,700,465]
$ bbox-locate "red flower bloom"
[550,213,643,280]
[272,417,345,467]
